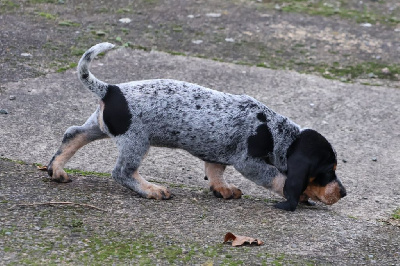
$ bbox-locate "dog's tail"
[77,42,115,98]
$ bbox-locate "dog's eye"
[315,171,336,186]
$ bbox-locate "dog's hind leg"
[205,162,242,199]
[47,111,108,182]
[112,137,171,200]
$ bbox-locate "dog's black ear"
[274,151,309,211]
[274,134,310,211]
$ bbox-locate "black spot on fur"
[196,105,201,110]
[83,51,93,61]
[171,130,180,136]
[277,124,284,133]
[247,124,274,159]
[81,73,89,80]
[238,104,247,111]
[62,129,83,143]
[257,112,267,122]
[102,85,132,136]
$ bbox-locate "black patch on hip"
[102,85,132,136]
[247,124,274,159]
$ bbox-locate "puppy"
[48,43,346,211]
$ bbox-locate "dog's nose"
[340,188,347,198]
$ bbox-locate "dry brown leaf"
[223,232,264,247]
[37,165,48,171]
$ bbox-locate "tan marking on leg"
[271,173,286,197]
[51,134,91,182]
[132,170,171,200]
[205,162,242,199]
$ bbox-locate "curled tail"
[77,42,115,98]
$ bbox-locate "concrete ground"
[0,0,399,265]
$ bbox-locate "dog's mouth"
[302,193,320,203]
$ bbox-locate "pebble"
[381,67,390,74]
[206,13,221,18]
[225,38,235,43]
[187,14,195,19]
[372,157,377,162]
[118,18,131,24]
[192,40,203,44]
[9,95,16,100]
[96,31,106,36]
[21,53,32,57]
[0,109,8,114]
[361,23,372,27]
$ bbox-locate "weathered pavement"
[1,48,399,264]
[1,0,400,264]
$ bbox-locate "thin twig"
[9,201,107,212]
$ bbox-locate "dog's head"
[301,163,346,205]
[286,129,346,207]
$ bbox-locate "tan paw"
[210,185,242,199]
[143,184,172,200]
[49,167,71,183]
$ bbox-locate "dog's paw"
[143,184,172,200]
[274,201,297,211]
[48,167,71,183]
[210,185,242,199]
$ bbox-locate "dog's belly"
[148,128,241,165]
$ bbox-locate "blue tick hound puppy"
[48,43,346,211]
